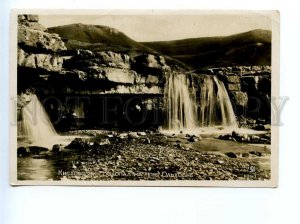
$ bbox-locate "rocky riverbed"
[17,130,271,181]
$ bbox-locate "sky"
[38,12,272,42]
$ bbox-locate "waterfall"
[165,72,238,130]
[166,73,196,130]
[18,94,58,145]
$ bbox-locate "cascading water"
[165,72,238,131]
[18,94,58,145]
[166,73,197,130]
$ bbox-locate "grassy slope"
[47,23,155,53]
[142,29,271,70]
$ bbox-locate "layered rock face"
[17,15,168,129]
[17,15,169,95]
[209,66,271,122]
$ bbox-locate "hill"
[47,23,155,53]
[142,29,271,70]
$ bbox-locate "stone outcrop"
[18,25,66,52]
[57,49,167,94]
[18,48,63,72]
[17,14,66,78]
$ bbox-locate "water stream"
[165,72,238,131]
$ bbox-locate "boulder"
[28,146,49,154]
[66,138,86,150]
[104,68,136,84]
[26,15,39,22]
[52,144,64,153]
[225,152,238,158]
[145,75,160,84]
[18,25,67,52]
[133,54,170,72]
[96,51,130,69]
[17,147,29,156]
[226,75,240,83]
[232,131,242,142]
[230,91,248,107]
[227,83,241,91]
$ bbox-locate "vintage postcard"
[10,10,279,187]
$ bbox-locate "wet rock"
[218,134,232,140]
[225,152,238,158]
[52,144,64,153]
[66,138,86,150]
[188,135,200,142]
[17,147,29,156]
[28,146,49,155]
[232,131,243,142]
[249,151,262,157]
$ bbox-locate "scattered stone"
[100,139,111,145]
[129,132,139,139]
[225,152,238,158]
[66,138,86,150]
[137,132,147,136]
[118,133,128,139]
[188,135,200,142]
[249,151,262,157]
[176,143,182,148]
[263,124,271,131]
[242,153,250,158]
[145,138,151,144]
[217,159,225,164]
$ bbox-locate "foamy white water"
[165,73,238,131]
[18,94,58,147]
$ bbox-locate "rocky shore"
[18,130,270,181]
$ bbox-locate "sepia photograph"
[10,10,279,186]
